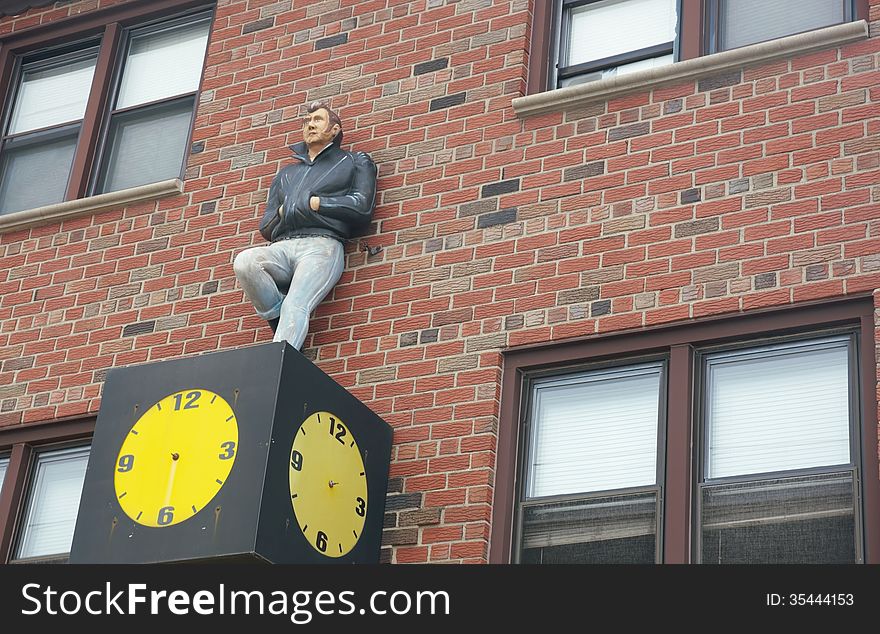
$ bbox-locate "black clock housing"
[69,342,393,564]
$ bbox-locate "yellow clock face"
[114,389,238,528]
[289,411,367,557]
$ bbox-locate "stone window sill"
[0,179,185,234]
[513,20,869,118]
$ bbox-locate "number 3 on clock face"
[289,411,368,558]
[114,389,239,528]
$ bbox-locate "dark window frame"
[0,0,213,210]
[529,0,870,93]
[490,297,879,563]
[0,417,94,563]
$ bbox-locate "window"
[540,0,864,90]
[12,445,90,561]
[0,2,213,215]
[697,336,858,563]
[95,16,211,194]
[0,48,98,213]
[554,0,679,88]
[492,299,879,563]
[0,418,94,563]
[519,363,664,563]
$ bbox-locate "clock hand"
[164,452,179,507]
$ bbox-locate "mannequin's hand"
[309,196,320,211]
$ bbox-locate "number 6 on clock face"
[288,411,368,557]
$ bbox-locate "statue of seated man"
[233,101,377,350]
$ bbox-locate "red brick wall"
[1,0,879,563]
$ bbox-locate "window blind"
[99,100,195,193]
[705,337,850,479]
[567,0,677,66]
[8,52,97,135]
[116,18,211,110]
[720,0,846,50]
[0,130,79,213]
[526,362,662,498]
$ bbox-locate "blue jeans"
[233,237,344,350]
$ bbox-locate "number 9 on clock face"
[289,411,368,557]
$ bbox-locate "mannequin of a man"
[233,101,377,349]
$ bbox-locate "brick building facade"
[0,0,878,564]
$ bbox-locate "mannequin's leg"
[233,244,293,322]
[274,239,344,350]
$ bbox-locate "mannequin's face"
[303,108,339,149]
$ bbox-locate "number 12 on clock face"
[288,411,368,557]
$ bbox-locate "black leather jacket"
[259,140,377,243]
